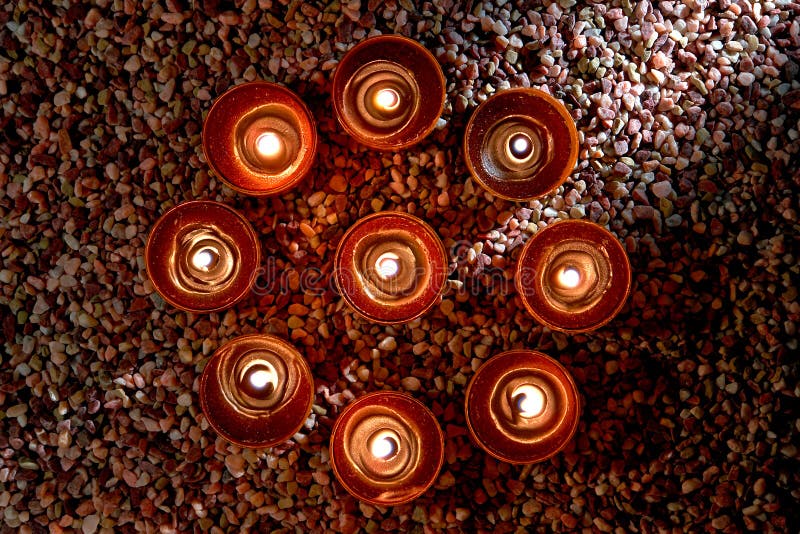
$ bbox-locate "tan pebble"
[288,303,309,315]
[682,478,702,493]
[401,376,421,391]
[455,508,470,521]
[81,514,100,534]
[312,470,330,485]
[299,222,316,238]
[84,8,102,28]
[64,258,82,276]
[78,313,98,328]
[114,204,135,221]
[225,454,246,478]
[329,174,348,192]
[378,336,397,351]
[6,404,27,418]
[177,393,192,407]
[307,191,326,207]
[287,316,305,329]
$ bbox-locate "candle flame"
[370,435,398,459]
[557,266,581,289]
[511,136,530,155]
[513,384,546,418]
[375,252,400,279]
[507,132,533,161]
[256,132,283,158]
[192,249,214,271]
[248,368,274,389]
[374,88,400,112]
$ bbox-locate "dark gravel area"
[1,0,799,532]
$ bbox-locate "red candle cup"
[199,334,314,448]
[334,212,448,324]
[515,220,631,333]
[332,35,445,150]
[464,88,579,201]
[145,201,260,313]
[203,81,317,196]
[465,350,580,464]
[330,391,444,506]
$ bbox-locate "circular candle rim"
[514,220,632,333]
[332,34,446,151]
[465,350,581,464]
[199,334,314,448]
[333,212,448,324]
[463,87,579,201]
[329,391,444,506]
[202,81,318,196]
[144,200,261,313]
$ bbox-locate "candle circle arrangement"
[329,391,444,506]
[463,88,579,201]
[515,220,632,333]
[334,212,448,324]
[145,201,260,313]
[332,35,446,150]
[202,81,318,196]
[199,334,314,448]
[465,350,580,464]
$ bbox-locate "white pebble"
[738,72,756,86]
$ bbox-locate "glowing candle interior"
[375,252,401,279]
[374,88,401,112]
[256,131,284,158]
[512,384,546,418]
[192,248,215,271]
[556,266,581,289]
[239,360,280,400]
[367,428,401,460]
[248,367,275,389]
[508,133,533,160]
[371,435,398,459]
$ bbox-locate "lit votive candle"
[145,201,260,313]
[463,88,579,201]
[332,35,445,150]
[199,334,313,448]
[203,81,317,196]
[334,212,448,324]
[330,391,444,505]
[515,220,632,333]
[465,350,580,464]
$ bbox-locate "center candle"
[465,350,580,464]
[329,391,444,506]
[332,35,445,150]
[334,212,448,324]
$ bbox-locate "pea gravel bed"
[1,0,799,532]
